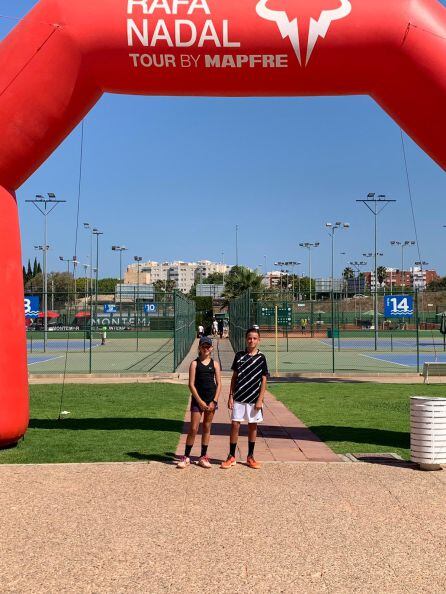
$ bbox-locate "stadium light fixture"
[325,221,349,372]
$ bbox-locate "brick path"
[176,383,339,463]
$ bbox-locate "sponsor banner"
[144,303,158,314]
[104,304,119,313]
[384,295,414,318]
[24,296,40,318]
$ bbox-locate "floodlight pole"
[357,193,395,351]
[299,242,319,301]
[326,223,349,373]
[390,240,415,293]
[112,245,128,316]
[93,229,103,329]
[235,224,239,267]
[134,256,142,351]
[26,193,65,352]
[349,260,367,301]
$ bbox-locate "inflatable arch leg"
[0,187,29,447]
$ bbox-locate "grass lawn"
[0,383,188,464]
[269,382,446,460]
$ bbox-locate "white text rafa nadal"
[127,0,239,48]
[127,0,290,69]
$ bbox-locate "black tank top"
[194,357,217,403]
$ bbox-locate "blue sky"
[1,1,445,280]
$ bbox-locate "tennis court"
[27,333,174,374]
[318,336,446,351]
[259,334,446,373]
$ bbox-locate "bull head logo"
[256,0,352,66]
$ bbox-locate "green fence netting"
[25,290,181,373]
[174,291,196,370]
[229,289,251,353]
[227,289,446,374]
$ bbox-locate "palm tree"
[342,266,354,280]
[342,267,354,298]
[222,266,263,301]
[377,266,387,288]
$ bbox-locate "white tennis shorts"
[231,401,263,423]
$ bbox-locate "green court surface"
[260,333,446,373]
[28,336,174,374]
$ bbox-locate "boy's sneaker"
[198,455,211,468]
[246,456,261,469]
[220,455,236,469]
[176,456,190,469]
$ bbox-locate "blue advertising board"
[104,304,118,313]
[384,295,414,317]
[144,303,158,314]
[24,296,40,318]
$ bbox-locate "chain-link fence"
[228,289,446,375]
[173,291,196,370]
[229,289,251,353]
[25,290,195,373]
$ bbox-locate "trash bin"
[411,396,446,470]
[327,329,339,338]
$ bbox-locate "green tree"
[153,279,176,301]
[202,272,224,285]
[343,267,354,280]
[377,266,387,286]
[427,276,446,290]
[27,259,33,281]
[222,266,263,301]
[97,278,119,293]
[32,257,39,277]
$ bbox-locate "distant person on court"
[177,336,221,469]
[300,318,307,334]
[217,318,224,338]
[101,325,107,345]
[197,324,204,338]
[221,327,268,470]
[212,319,218,337]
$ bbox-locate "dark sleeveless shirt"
[194,357,217,403]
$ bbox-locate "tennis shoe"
[220,455,236,469]
[246,456,261,469]
[176,456,190,469]
[198,455,212,468]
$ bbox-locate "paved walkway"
[1,462,445,593]
[176,338,339,463]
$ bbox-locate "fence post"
[275,304,279,377]
[415,289,420,373]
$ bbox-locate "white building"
[124,260,230,293]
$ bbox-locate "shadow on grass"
[308,425,409,449]
[269,377,367,384]
[29,418,184,432]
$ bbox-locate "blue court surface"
[319,338,446,350]
[359,352,446,368]
[28,354,65,365]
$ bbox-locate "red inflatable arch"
[1,0,445,446]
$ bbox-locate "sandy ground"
[1,461,445,593]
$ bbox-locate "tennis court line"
[359,353,411,368]
[28,355,65,365]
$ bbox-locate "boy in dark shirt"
[221,327,268,470]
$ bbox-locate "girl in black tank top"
[177,337,222,469]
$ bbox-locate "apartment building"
[363,267,439,291]
[124,260,230,293]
